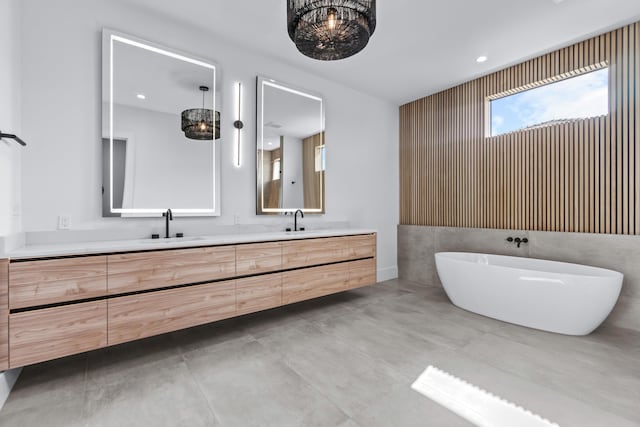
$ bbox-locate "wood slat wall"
[400,22,640,234]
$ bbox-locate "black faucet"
[162,209,173,238]
[294,209,304,231]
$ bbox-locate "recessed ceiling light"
[476,56,488,63]
[268,142,273,146]
[136,93,146,100]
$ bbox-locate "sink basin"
[139,236,206,244]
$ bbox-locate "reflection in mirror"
[102,30,220,217]
[256,77,325,215]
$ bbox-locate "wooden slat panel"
[108,246,236,294]
[236,242,281,276]
[108,280,236,345]
[0,259,8,370]
[10,301,107,367]
[347,259,377,290]
[399,22,639,235]
[236,273,282,316]
[282,237,350,269]
[9,256,107,309]
[282,263,349,305]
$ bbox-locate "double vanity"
[0,229,376,370]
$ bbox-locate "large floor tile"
[352,383,473,427]
[460,331,640,424]
[185,338,348,427]
[254,317,407,417]
[83,359,218,427]
[421,349,638,427]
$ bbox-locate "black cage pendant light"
[181,86,221,140]
[287,0,376,61]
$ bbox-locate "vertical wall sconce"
[233,82,244,167]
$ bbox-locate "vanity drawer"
[236,273,282,315]
[9,301,107,367]
[282,237,350,269]
[348,234,376,259]
[282,263,350,304]
[108,280,236,345]
[347,258,377,289]
[236,242,282,276]
[9,256,107,309]
[107,246,236,294]
[0,259,8,370]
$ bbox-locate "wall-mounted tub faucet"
[506,236,528,248]
[162,208,173,238]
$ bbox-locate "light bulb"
[327,7,337,30]
[199,121,207,131]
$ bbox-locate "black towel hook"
[0,131,27,146]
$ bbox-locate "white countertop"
[6,228,377,260]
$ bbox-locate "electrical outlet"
[233,214,241,225]
[57,215,70,230]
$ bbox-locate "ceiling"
[118,0,640,105]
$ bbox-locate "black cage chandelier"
[287,0,376,61]
[181,86,220,140]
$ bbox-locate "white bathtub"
[434,252,623,335]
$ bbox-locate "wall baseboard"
[0,369,22,410]
[378,266,398,282]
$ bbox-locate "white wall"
[0,0,22,237]
[19,0,399,278]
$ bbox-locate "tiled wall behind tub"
[398,225,640,332]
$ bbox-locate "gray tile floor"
[1,279,639,426]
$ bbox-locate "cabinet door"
[108,280,236,345]
[10,301,107,367]
[282,237,350,269]
[236,242,282,276]
[349,234,376,260]
[236,273,282,316]
[282,263,350,304]
[9,256,107,309]
[0,259,8,370]
[108,246,236,294]
[347,259,377,290]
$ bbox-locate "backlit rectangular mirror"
[102,29,221,217]
[256,76,325,215]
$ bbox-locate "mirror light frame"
[256,76,325,214]
[102,29,221,217]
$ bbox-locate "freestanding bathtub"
[434,252,623,335]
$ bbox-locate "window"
[489,67,609,137]
[272,158,281,181]
[315,145,326,172]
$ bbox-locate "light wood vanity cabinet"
[236,273,283,315]
[9,301,107,367]
[108,246,236,294]
[0,259,8,370]
[108,280,236,345]
[282,237,351,268]
[9,256,107,309]
[3,232,376,368]
[283,263,350,304]
[236,242,282,276]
